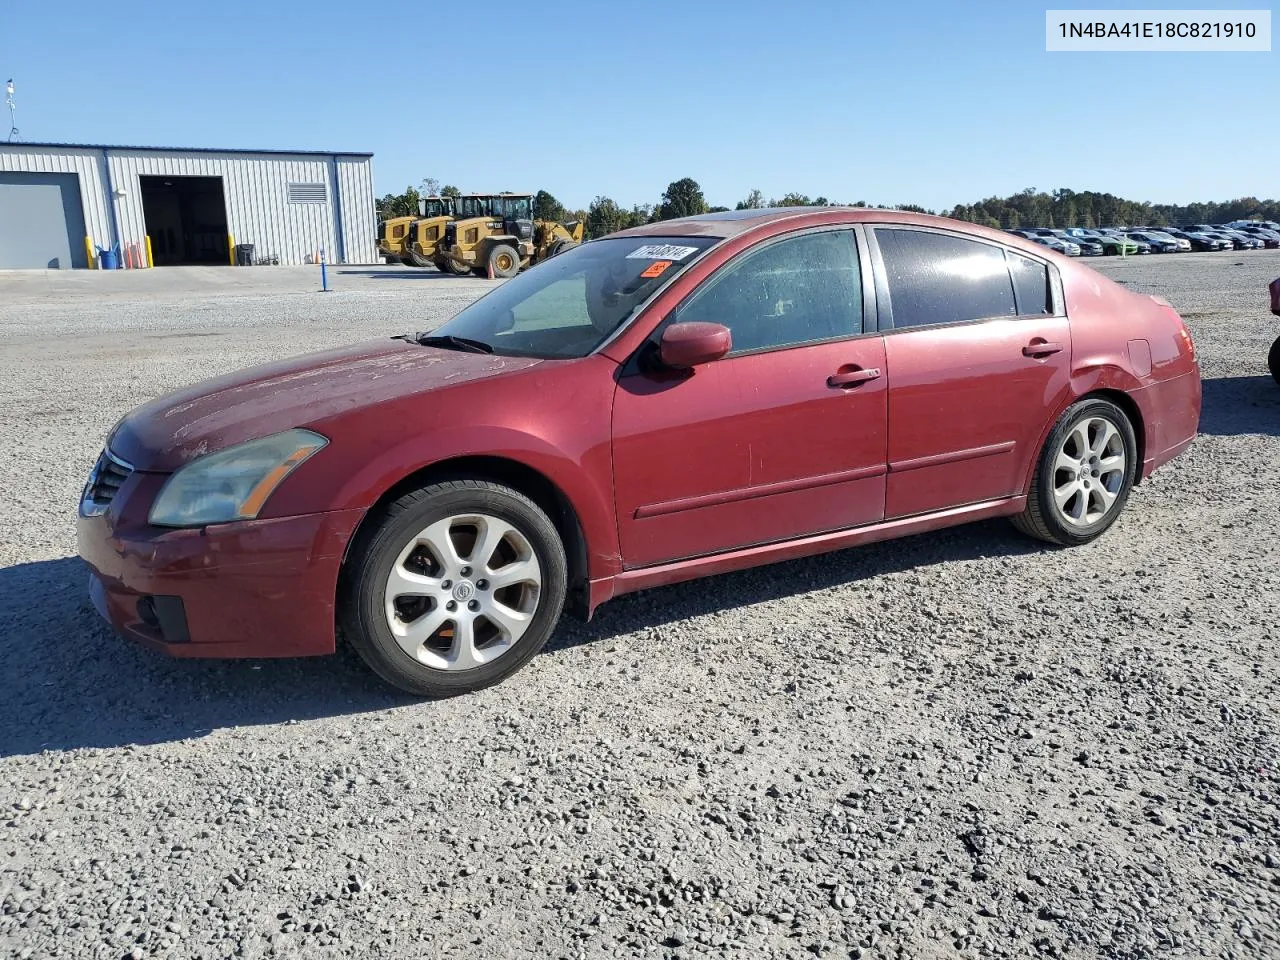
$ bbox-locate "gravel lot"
[1,254,1278,959]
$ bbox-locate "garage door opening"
[139,175,229,265]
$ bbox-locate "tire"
[1012,397,1138,547]
[383,256,397,265]
[340,479,568,697]
[547,239,579,259]
[1269,335,1280,386]
[399,257,414,267]
[407,246,432,268]
[486,244,520,279]
[432,256,469,275]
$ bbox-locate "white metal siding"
[0,146,112,254]
[0,145,377,266]
[337,156,377,267]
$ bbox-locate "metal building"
[0,142,377,269]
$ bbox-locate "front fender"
[279,423,621,581]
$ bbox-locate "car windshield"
[422,236,719,359]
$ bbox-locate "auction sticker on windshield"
[626,244,701,260]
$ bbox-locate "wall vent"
[288,182,327,204]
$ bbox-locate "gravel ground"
[1,255,1278,959]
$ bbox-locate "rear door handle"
[827,367,882,388]
[1022,341,1063,358]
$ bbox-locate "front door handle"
[1023,340,1063,358]
[827,367,882,388]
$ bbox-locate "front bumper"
[78,507,365,658]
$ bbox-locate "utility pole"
[5,80,18,142]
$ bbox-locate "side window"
[1008,252,1052,316]
[672,230,862,353]
[876,228,1016,329]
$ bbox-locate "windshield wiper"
[415,334,494,354]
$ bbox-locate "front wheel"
[1269,335,1280,385]
[486,244,521,279]
[1012,398,1138,546]
[339,479,568,697]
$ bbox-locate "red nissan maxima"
[79,209,1201,696]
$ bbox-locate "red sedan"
[79,209,1201,696]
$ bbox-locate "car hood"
[109,338,543,471]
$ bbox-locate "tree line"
[377,177,1280,237]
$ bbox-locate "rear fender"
[1018,362,1149,494]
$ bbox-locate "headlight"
[149,429,327,528]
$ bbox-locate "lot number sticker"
[626,244,700,261]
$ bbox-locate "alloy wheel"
[1051,416,1127,526]
[383,513,541,670]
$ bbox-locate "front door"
[870,227,1073,518]
[612,228,889,569]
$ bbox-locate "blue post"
[320,247,329,292]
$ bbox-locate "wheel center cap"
[452,580,475,602]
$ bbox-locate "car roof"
[610,207,1065,259]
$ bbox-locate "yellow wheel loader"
[436,193,586,278]
[377,216,417,265]
[403,196,470,273]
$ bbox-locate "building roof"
[0,141,373,158]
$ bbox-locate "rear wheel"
[340,479,567,697]
[487,244,520,279]
[547,239,579,259]
[1269,335,1280,385]
[1013,398,1137,546]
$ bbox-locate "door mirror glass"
[659,322,732,368]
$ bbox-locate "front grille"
[81,449,134,516]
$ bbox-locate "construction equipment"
[377,215,416,265]
[435,193,585,278]
[403,195,466,272]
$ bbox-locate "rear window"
[876,228,1016,329]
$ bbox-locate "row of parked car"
[1008,220,1280,256]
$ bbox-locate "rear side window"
[876,229,1015,329]
[1008,252,1051,315]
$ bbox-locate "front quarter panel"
[259,354,623,579]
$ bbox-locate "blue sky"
[3,0,1275,211]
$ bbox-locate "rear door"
[869,226,1072,519]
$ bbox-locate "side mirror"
[1270,277,1280,316]
[658,322,732,369]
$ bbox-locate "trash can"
[96,245,120,270]
[235,243,255,266]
